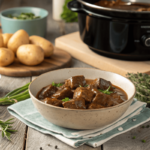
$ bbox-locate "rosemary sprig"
[0,118,17,140]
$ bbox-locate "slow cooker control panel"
[141,35,150,47]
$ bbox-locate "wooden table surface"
[0,0,150,150]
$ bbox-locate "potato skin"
[2,33,13,47]
[7,30,29,53]
[0,34,4,47]
[17,44,44,66]
[29,35,54,57]
[0,48,15,67]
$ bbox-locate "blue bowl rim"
[0,6,49,22]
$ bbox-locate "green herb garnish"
[0,118,17,140]
[142,140,146,143]
[142,126,145,128]
[98,86,113,95]
[132,136,136,139]
[61,0,78,23]
[146,125,150,128]
[79,85,82,87]
[0,83,30,105]
[7,12,40,20]
[52,82,63,87]
[127,73,150,103]
[62,97,70,102]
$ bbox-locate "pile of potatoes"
[0,29,54,67]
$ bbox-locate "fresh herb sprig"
[0,83,30,105]
[62,97,70,102]
[52,82,63,87]
[0,118,17,140]
[98,86,113,95]
[127,73,150,103]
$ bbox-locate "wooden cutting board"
[0,47,71,77]
[55,32,150,76]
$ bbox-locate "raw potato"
[2,33,13,47]
[0,48,15,67]
[29,35,54,57]
[0,34,4,47]
[7,30,29,53]
[17,44,44,66]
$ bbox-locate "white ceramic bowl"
[29,68,136,129]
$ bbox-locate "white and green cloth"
[8,98,150,148]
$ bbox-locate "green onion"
[52,82,63,87]
[0,83,30,105]
[98,86,113,95]
[132,136,136,139]
[62,97,70,102]
[7,12,40,20]
[142,140,146,143]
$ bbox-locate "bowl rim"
[0,6,48,22]
[29,68,136,112]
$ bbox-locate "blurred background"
[0,0,79,44]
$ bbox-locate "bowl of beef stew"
[29,68,136,129]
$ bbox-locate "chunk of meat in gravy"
[52,87,73,100]
[97,78,114,91]
[92,92,124,108]
[88,103,104,109]
[42,98,62,107]
[63,99,86,109]
[57,84,66,91]
[73,87,95,102]
[65,75,86,89]
[37,85,58,100]
[87,78,113,91]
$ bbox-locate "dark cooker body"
[68,0,150,60]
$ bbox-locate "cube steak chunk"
[37,85,58,100]
[63,98,86,109]
[92,92,124,107]
[73,87,95,102]
[97,78,114,91]
[65,75,86,89]
[42,98,62,107]
[52,87,73,100]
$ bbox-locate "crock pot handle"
[67,0,83,12]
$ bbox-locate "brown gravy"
[86,79,128,100]
[36,76,128,109]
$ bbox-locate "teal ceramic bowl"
[0,7,48,37]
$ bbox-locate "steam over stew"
[36,75,127,109]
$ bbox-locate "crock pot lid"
[77,0,150,13]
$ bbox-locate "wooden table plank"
[0,75,31,150]
[103,121,150,150]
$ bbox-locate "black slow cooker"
[68,0,150,60]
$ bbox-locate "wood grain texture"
[103,121,150,150]
[26,128,101,150]
[55,32,150,76]
[0,75,30,150]
[0,48,72,77]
